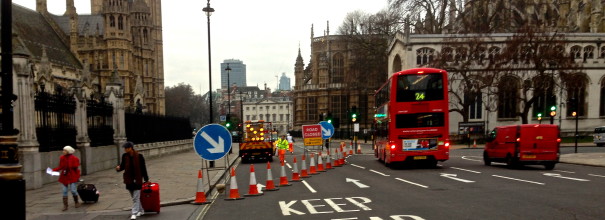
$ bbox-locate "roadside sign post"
[193,124,233,192]
[319,121,335,151]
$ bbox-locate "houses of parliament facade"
[31,0,165,114]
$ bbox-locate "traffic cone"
[245,164,263,197]
[291,156,301,182]
[192,170,210,204]
[349,143,354,155]
[325,151,333,169]
[300,154,310,178]
[333,148,341,167]
[309,153,317,175]
[279,161,292,186]
[341,148,346,165]
[473,139,477,148]
[317,152,325,172]
[264,161,279,191]
[357,143,362,154]
[225,167,244,200]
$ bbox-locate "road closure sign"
[302,124,322,146]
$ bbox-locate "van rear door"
[518,125,559,161]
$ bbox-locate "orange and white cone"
[245,164,263,197]
[325,151,333,169]
[192,170,210,204]
[300,154,310,178]
[291,156,301,182]
[333,148,341,167]
[349,143,354,155]
[279,161,292,186]
[264,161,279,191]
[341,148,346,165]
[357,143,362,154]
[309,153,317,175]
[317,152,325,172]
[473,139,477,148]
[225,167,244,200]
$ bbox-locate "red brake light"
[444,142,450,147]
[390,144,396,150]
[516,138,521,142]
[556,138,561,143]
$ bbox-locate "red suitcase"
[141,182,160,213]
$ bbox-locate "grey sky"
[13,0,387,94]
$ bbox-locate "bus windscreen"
[396,74,444,102]
[396,113,445,128]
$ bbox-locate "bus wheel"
[544,162,556,170]
[483,151,491,166]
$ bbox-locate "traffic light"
[225,115,232,130]
[569,98,577,117]
[351,106,358,123]
[549,105,556,117]
[326,112,333,124]
[537,113,542,121]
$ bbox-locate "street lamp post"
[203,0,215,168]
[1,1,25,219]
[203,0,215,124]
[226,64,232,119]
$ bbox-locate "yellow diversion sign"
[304,137,322,146]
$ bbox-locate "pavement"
[25,140,605,220]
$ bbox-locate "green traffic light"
[327,119,332,123]
[550,105,556,111]
[537,113,542,117]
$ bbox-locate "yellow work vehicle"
[239,120,276,162]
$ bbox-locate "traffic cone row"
[207,144,360,202]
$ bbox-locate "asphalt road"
[199,148,605,220]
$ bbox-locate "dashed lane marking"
[492,175,545,185]
[369,169,390,176]
[451,167,481,173]
[395,178,428,188]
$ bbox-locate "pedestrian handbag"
[141,182,160,213]
[77,182,99,203]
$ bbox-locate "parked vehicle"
[483,124,560,170]
[239,120,276,163]
[593,126,605,146]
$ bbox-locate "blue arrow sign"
[319,121,334,139]
[193,124,232,160]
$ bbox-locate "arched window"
[110,16,115,27]
[143,29,149,43]
[488,46,500,62]
[392,54,402,72]
[497,76,519,119]
[532,75,556,118]
[570,45,582,59]
[332,52,344,83]
[455,47,467,63]
[599,77,605,116]
[416,47,434,65]
[442,47,453,62]
[118,16,124,30]
[565,73,588,117]
[583,46,595,62]
[467,91,482,119]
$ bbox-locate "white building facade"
[387,32,605,137]
[243,98,293,135]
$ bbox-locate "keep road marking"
[492,175,545,185]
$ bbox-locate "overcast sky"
[13,0,388,94]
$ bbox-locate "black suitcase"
[77,183,99,203]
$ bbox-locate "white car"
[593,126,605,146]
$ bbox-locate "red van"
[483,124,561,170]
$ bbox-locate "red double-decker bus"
[373,68,450,167]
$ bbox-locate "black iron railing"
[35,92,76,152]
[87,98,114,146]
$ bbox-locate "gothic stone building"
[32,0,165,114]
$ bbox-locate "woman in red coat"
[52,146,81,211]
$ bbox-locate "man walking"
[275,135,289,162]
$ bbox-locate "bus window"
[396,74,444,102]
[395,113,445,128]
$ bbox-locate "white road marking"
[369,169,390,176]
[450,167,481,173]
[492,175,545,185]
[554,170,575,173]
[345,178,370,188]
[395,178,429,188]
[440,173,475,183]
[543,173,590,181]
[286,163,292,169]
[350,164,365,169]
[301,180,317,193]
[588,174,605,178]
[461,156,482,162]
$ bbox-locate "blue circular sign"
[319,121,335,139]
[193,124,232,160]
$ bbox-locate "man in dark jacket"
[116,141,149,220]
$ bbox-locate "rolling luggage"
[141,182,160,213]
[77,183,99,203]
